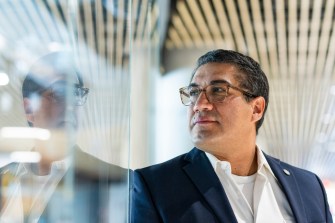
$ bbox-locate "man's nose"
[192,91,213,112]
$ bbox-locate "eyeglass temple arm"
[229,85,256,98]
[180,89,190,97]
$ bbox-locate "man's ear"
[251,96,265,123]
[23,97,34,126]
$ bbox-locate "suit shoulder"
[266,154,319,179]
[281,159,316,176]
[0,162,20,174]
[136,152,188,177]
[74,148,128,181]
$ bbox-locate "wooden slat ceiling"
[165,0,335,180]
[0,0,157,117]
[0,0,335,179]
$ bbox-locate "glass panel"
[0,0,163,221]
[129,0,161,168]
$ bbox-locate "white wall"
[153,68,194,164]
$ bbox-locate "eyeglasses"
[41,83,89,106]
[179,81,257,106]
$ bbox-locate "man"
[0,51,128,222]
[131,49,333,222]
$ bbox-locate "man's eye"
[189,88,199,96]
[53,89,66,98]
[211,87,226,94]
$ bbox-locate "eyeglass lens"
[45,84,88,106]
[181,83,229,105]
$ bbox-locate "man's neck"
[213,147,258,176]
[30,161,52,176]
[231,149,258,176]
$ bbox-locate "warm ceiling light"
[0,127,50,140]
[10,151,41,163]
[0,72,9,86]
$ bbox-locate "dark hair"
[22,51,84,98]
[22,71,84,98]
[192,49,269,133]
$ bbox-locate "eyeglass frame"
[179,80,257,106]
[38,82,89,106]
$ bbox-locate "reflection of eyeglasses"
[41,83,89,106]
[179,81,256,106]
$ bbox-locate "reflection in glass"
[0,0,162,221]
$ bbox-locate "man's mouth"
[57,120,77,129]
[193,115,217,125]
[194,120,215,124]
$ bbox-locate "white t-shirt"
[0,159,69,223]
[206,147,295,223]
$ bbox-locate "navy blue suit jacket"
[131,148,333,223]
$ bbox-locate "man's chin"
[191,131,214,144]
[35,135,74,162]
[192,138,210,150]
[192,134,219,151]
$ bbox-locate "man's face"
[188,62,257,153]
[25,76,81,132]
[24,75,85,161]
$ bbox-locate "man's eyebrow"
[210,79,230,85]
[188,83,199,87]
[189,79,231,87]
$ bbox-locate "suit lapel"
[265,154,306,222]
[183,148,237,223]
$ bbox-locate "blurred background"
[0,0,334,220]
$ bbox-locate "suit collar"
[264,153,306,222]
[183,148,238,223]
[184,149,307,222]
[0,162,26,178]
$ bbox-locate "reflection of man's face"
[30,78,80,131]
[23,52,89,133]
[22,52,89,163]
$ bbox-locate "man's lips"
[57,120,77,128]
[193,118,216,125]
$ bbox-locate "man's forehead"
[26,72,79,92]
[195,62,238,74]
[191,66,238,85]
[28,65,80,89]
[29,51,78,81]
[30,64,76,81]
